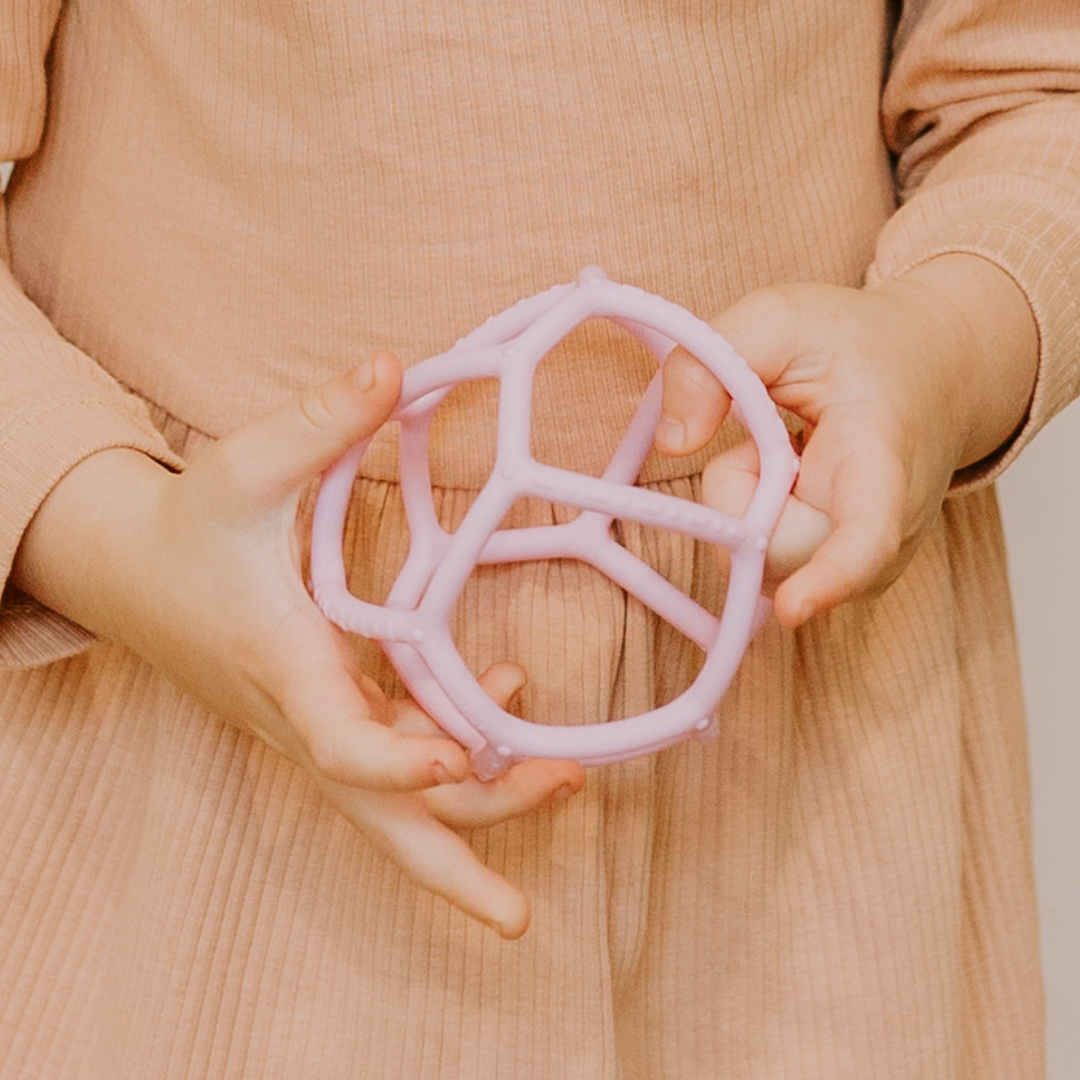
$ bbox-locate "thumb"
[655,287,803,457]
[215,351,403,506]
[656,345,731,456]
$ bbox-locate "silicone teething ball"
[310,268,798,779]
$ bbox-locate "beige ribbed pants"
[0,481,1043,1078]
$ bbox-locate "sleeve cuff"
[0,392,184,669]
[866,178,1080,495]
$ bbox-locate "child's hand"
[655,254,1038,626]
[13,352,584,938]
[312,659,584,940]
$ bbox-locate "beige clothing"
[2,0,1080,1076]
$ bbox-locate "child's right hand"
[11,352,584,938]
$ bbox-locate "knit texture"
[4,1,1079,1076]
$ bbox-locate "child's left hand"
[655,254,1039,627]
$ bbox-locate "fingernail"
[553,783,577,802]
[655,416,685,450]
[431,761,455,785]
[355,355,377,393]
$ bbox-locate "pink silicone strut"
[310,268,799,779]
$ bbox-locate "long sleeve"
[0,4,1057,1075]
[868,0,1080,489]
[0,0,182,667]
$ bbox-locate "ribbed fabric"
[3,1,1078,1076]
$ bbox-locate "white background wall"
[999,410,1080,1080]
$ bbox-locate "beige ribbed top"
[2,0,1079,657]
[2,1,1080,1076]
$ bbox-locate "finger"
[429,661,585,827]
[213,351,403,510]
[772,420,906,625]
[274,622,471,791]
[389,659,530,740]
[386,812,531,938]
[426,755,586,829]
[476,659,529,710]
[702,441,832,585]
[700,442,756,578]
[767,496,833,584]
[323,780,532,938]
[390,659,586,827]
[656,346,732,455]
[656,286,817,457]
